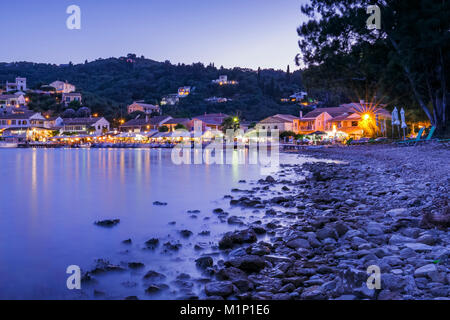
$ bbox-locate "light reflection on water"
[0,148,333,300]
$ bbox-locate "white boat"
[0,142,18,148]
[80,143,91,149]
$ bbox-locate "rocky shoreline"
[82,144,449,300]
[196,144,449,300]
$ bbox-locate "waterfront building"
[161,118,204,132]
[62,117,110,135]
[0,111,46,131]
[43,116,63,129]
[293,102,392,139]
[255,114,298,132]
[120,115,172,133]
[193,113,229,131]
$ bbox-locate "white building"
[62,93,82,107]
[6,77,27,92]
[0,94,27,111]
[62,117,110,135]
[255,114,298,132]
[178,86,191,98]
[290,91,308,101]
[161,94,179,106]
[0,112,45,130]
[127,101,160,115]
[212,75,238,85]
[50,81,76,93]
[43,116,63,129]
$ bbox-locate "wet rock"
[232,279,253,293]
[177,273,191,280]
[163,241,182,251]
[187,210,200,214]
[128,262,144,269]
[143,270,167,281]
[198,231,211,236]
[122,239,132,244]
[145,284,168,294]
[389,234,414,245]
[251,226,267,235]
[213,208,224,214]
[179,230,193,238]
[94,219,120,227]
[316,227,338,240]
[205,281,234,297]
[219,229,257,249]
[404,243,433,252]
[300,286,325,300]
[216,267,248,281]
[286,238,310,249]
[414,264,437,277]
[195,256,214,270]
[226,255,266,273]
[386,208,408,217]
[227,216,244,225]
[271,196,290,204]
[145,238,159,249]
[90,259,126,274]
[416,234,437,245]
[124,296,139,300]
[153,201,168,206]
[265,176,276,183]
[377,289,402,300]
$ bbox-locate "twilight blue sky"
[1,0,308,70]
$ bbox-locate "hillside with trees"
[0,55,306,122]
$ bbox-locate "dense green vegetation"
[0,55,307,122]
[297,0,449,135]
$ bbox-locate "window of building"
[352,121,358,127]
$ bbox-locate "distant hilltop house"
[290,91,308,102]
[6,77,27,92]
[61,117,110,135]
[178,86,192,98]
[212,75,238,85]
[255,114,298,132]
[120,115,172,133]
[50,81,76,93]
[0,93,27,111]
[127,101,160,115]
[62,93,82,107]
[204,97,230,104]
[161,94,180,106]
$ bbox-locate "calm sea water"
[0,148,324,300]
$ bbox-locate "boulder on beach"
[219,229,257,249]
